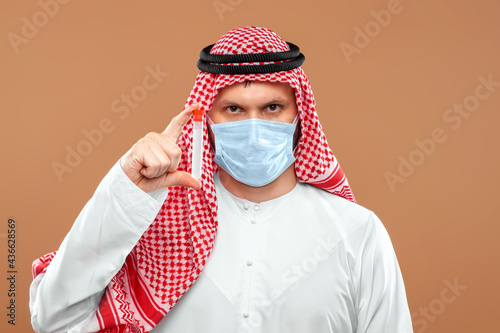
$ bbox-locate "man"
[30,26,413,332]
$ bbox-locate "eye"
[266,104,282,112]
[225,106,241,113]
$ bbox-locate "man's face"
[208,81,298,124]
[206,80,301,187]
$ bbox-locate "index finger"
[162,102,201,143]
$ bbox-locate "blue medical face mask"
[208,116,298,187]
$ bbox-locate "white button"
[246,260,253,266]
[250,220,257,224]
[243,313,249,318]
[243,202,249,210]
[254,205,260,211]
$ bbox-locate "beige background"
[1,0,499,332]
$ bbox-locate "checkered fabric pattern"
[32,26,356,333]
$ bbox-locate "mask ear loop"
[205,113,217,154]
[292,113,301,153]
[206,114,215,126]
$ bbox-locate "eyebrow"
[216,98,289,107]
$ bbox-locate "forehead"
[213,81,296,102]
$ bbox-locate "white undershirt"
[30,159,413,333]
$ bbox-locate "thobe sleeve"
[354,212,413,333]
[29,159,168,333]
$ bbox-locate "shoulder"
[297,181,373,220]
[292,181,388,239]
[289,182,396,267]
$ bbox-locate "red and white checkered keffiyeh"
[32,26,356,333]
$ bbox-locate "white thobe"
[30,160,413,333]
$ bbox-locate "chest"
[154,193,361,333]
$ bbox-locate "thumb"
[163,170,202,190]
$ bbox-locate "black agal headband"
[197,42,305,75]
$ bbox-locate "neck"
[218,164,297,203]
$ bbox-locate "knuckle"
[145,131,157,139]
[133,139,148,152]
[171,145,182,160]
[160,132,174,145]
[161,156,172,169]
[172,115,185,128]
[167,117,177,129]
